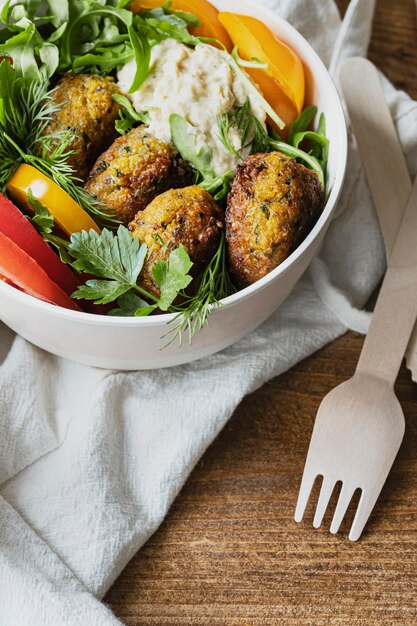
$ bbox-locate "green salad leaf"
[170,113,233,200]
[26,189,72,262]
[68,227,195,314]
[112,93,149,134]
[70,226,147,285]
[152,245,193,311]
[164,233,235,347]
[27,188,54,234]
[170,113,214,178]
[127,24,151,92]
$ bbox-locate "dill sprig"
[0,60,119,228]
[218,97,270,160]
[164,233,236,347]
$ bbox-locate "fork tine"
[330,484,357,535]
[294,471,318,523]
[313,478,336,528]
[349,490,379,541]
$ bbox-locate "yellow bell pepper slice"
[7,164,101,236]
[218,12,306,129]
[129,0,233,51]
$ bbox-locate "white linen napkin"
[1,1,417,623]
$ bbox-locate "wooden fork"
[295,174,417,541]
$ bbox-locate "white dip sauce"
[117,39,267,177]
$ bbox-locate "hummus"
[117,39,267,177]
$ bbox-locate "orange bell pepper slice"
[7,165,101,237]
[0,230,81,311]
[129,0,233,50]
[0,193,81,296]
[218,12,306,130]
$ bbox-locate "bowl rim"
[0,1,348,329]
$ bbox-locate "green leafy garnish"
[68,227,195,314]
[0,59,118,227]
[170,113,214,178]
[288,105,318,145]
[112,94,150,135]
[170,113,232,200]
[152,245,193,311]
[26,189,72,262]
[165,233,235,347]
[0,20,58,83]
[217,97,270,159]
[27,189,54,234]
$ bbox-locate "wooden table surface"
[105,1,417,623]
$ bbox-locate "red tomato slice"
[0,231,81,311]
[0,193,80,296]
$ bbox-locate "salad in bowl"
[0,0,346,368]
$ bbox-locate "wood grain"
[105,1,417,623]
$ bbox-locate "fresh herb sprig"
[26,190,72,263]
[217,97,270,159]
[68,227,194,315]
[217,97,329,189]
[0,60,118,227]
[66,226,234,347]
[165,233,235,347]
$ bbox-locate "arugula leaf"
[170,114,214,179]
[128,24,151,92]
[113,93,149,134]
[152,245,193,311]
[292,130,329,170]
[59,3,134,73]
[199,172,233,201]
[288,106,318,145]
[0,23,58,83]
[138,12,201,47]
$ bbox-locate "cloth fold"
[1,1,417,623]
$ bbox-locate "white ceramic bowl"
[0,0,347,370]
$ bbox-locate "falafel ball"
[226,152,324,288]
[42,73,123,181]
[85,126,194,225]
[129,186,224,299]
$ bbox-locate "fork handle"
[356,177,417,383]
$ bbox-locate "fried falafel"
[42,73,122,181]
[85,126,194,225]
[226,151,324,288]
[129,186,224,298]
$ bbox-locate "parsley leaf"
[69,226,147,285]
[152,245,193,311]
[68,227,194,314]
[108,292,154,317]
[74,279,134,305]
